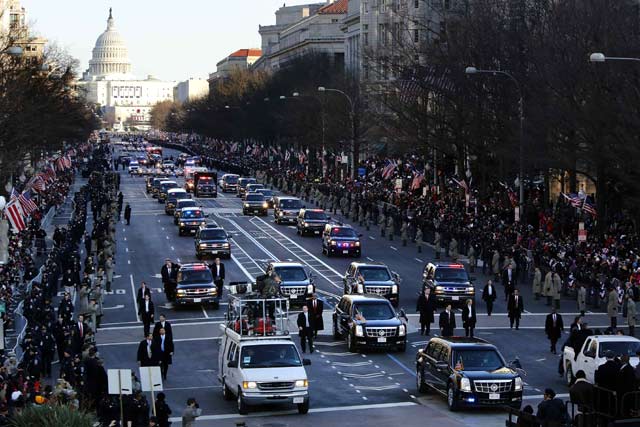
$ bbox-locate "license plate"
[314,231,320,234]
[293,397,304,404]
[377,337,387,343]
[289,294,297,299]
[193,298,202,303]
[489,393,500,400]
[342,250,349,254]
[452,296,459,301]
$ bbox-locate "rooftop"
[229,48,262,58]
[318,0,348,14]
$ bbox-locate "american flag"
[9,188,19,203]
[30,175,46,192]
[582,197,598,217]
[4,200,26,232]
[562,193,583,209]
[43,166,56,182]
[18,190,38,216]
[63,156,72,168]
[410,171,424,191]
[382,160,396,179]
[452,177,469,193]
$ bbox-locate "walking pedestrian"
[181,398,202,427]
[306,294,324,338]
[626,294,636,336]
[153,328,173,380]
[139,294,155,337]
[532,267,542,300]
[449,237,459,262]
[386,216,394,241]
[607,287,619,329]
[468,245,476,273]
[544,307,564,354]
[297,306,314,353]
[502,263,516,301]
[434,231,442,259]
[491,249,500,281]
[124,203,132,225]
[416,288,435,335]
[536,389,567,426]
[415,228,423,253]
[482,280,497,316]
[461,299,477,337]
[507,289,524,330]
[439,304,456,337]
[577,283,587,316]
[552,271,562,310]
[154,392,172,427]
[400,222,408,246]
[137,333,158,367]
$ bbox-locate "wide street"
[93,147,613,427]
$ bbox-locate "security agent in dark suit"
[461,299,477,337]
[136,281,152,313]
[160,259,180,302]
[502,264,517,301]
[507,289,524,329]
[153,328,174,380]
[139,294,155,337]
[416,288,436,335]
[153,314,173,341]
[617,354,636,417]
[209,258,225,298]
[306,294,324,338]
[545,307,564,354]
[297,306,315,353]
[482,280,497,316]
[569,370,594,412]
[439,304,456,337]
[137,333,159,367]
[536,388,568,426]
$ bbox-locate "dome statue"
[86,8,134,80]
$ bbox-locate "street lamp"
[589,52,640,63]
[465,66,525,212]
[317,86,357,178]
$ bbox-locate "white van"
[218,293,310,415]
[128,160,139,174]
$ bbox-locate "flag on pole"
[63,156,72,168]
[18,190,38,216]
[9,188,19,203]
[4,200,26,232]
[562,193,583,209]
[382,160,396,179]
[582,197,598,217]
[452,177,469,193]
[410,171,424,191]
[30,175,46,192]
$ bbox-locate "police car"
[322,223,362,257]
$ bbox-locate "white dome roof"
[87,9,133,79]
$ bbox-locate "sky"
[19,0,317,81]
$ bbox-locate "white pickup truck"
[563,335,640,385]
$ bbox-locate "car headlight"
[304,222,309,227]
[262,202,268,208]
[177,289,186,295]
[223,243,230,248]
[209,288,217,295]
[514,377,523,391]
[199,243,206,248]
[278,211,284,217]
[467,287,475,293]
[355,325,364,337]
[179,222,185,226]
[460,377,471,392]
[295,379,308,388]
[307,284,314,293]
[330,240,336,246]
[435,286,444,293]
[243,381,257,389]
[355,241,360,247]
[391,284,398,294]
[357,283,364,293]
[398,324,406,336]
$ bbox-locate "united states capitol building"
[78,9,175,130]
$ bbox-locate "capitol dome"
[87,8,134,79]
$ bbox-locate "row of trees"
[0,23,98,190]
[154,0,640,222]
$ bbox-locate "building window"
[414,29,419,43]
[363,32,369,46]
[444,0,451,9]
[415,0,419,8]
[331,18,339,23]
[363,1,369,12]
[363,24,369,30]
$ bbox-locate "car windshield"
[246,194,264,201]
[225,176,239,184]
[274,267,307,282]
[240,179,256,187]
[181,210,204,219]
[434,268,469,282]
[258,190,273,197]
[247,185,264,190]
[178,269,213,284]
[353,302,395,320]
[305,211,327,220]
[358,267,391,281]
[178,201,196,209]
[452,350,504,371]
[240,344,302,368]
[198,177,213,182]
[200,229,227,240]
[599,341,640,358]
[162,183,178,190]
[281,199,302,209]
[168,192,187,200]
[331,228,357,238]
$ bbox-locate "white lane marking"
[415,258,423,263]
[125,248,129,253]
[97,320,223,332]
[127,260,131,265]
[165,236,169,240]
[170,246,175,251]
[129,274,140,323]
[162,227,165,231]
[124,237,127,241]
[536,358,546,362]
[366,257,374,262]
[177,258,181,263]
[201,305,210,319]
[390,246,397,251]
[369,236,375,240]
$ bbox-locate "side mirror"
[509,358,522,369]
[227,234,233,239]
[303,359,311,366]
[227,361,236,368]
[358,233,363,237]
[399,309,408,322]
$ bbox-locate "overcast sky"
[19,0,316,81]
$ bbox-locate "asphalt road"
[95,146,616,426]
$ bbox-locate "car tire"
[417,367,428,393]
[297,399,309,414]
[333,320,341,340]
[347,332,357,352]
[237,389,248,415]
[222,380,233,401]
[566,365,574,386]
[178,230,183,236]
[447,384,459,412]
[398,343,407,353]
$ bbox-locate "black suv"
[296,209,329,236]
[264,262,315,306]
[178,207,207,236]
[237,177,257,198]
[415,337,523,411]
[343,262,400,307]
[274,197,302,224]
[242,192,268,216]
[175,263,220,308]
[195,226,231,259]
[423,263,476,307]
[332,295,407,352]
[322,224,362,257]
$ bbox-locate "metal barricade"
[621,391,640,419]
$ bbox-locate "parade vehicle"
[273,196,303,224]
[237,177,258,198]
[178,207,208,236]
[146,146,163,156]
[322,223,362,257]
[165,188,190,215]
[242,192,269,216]
[193,171,218,198]
[158,180,179,203]
[151,177,168,197]
[332,294,407,352]
[128,160,139,174]
[256,188,275,208]
[195,226,232,259]
[422,263,476,307]
[245,183,265,194]
[263,262,315,305]
[184,166,208,192]
[563,335,640,385]
[162,160,175,170]
[343,262,400,307]
[416,337,523,411]
[173,199,198,224]
[218,290,311,415]
[296,208,329,236]
[175,263,220,307]
[219,174,240,193]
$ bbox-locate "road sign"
[108,369,132,395]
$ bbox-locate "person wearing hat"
[536,388,567,426]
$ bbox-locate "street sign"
[358,167,366,177]
[108,369,132,395]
